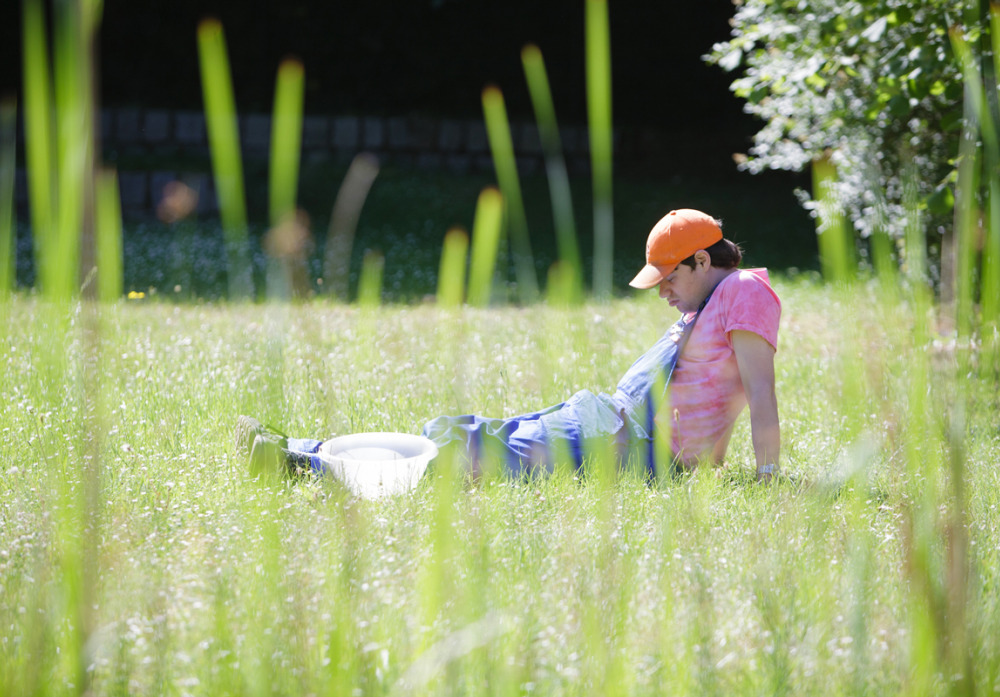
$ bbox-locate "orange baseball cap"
[629,209,723,289]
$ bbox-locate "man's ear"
[693,249,711,269]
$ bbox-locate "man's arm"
[731,330,780,482]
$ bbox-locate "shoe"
[248,432,291,478]
[234,415,267,455]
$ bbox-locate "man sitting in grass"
[236,209,782,483]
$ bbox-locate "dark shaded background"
[0,1,821,283]
[1,0,754,162]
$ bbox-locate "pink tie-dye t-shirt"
[666,268,781,465]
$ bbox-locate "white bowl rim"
[319,432,438,461]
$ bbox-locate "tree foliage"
[707,0,983,264]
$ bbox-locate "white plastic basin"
[315,432,437,499]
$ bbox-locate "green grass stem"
[269,59,305,227]
[585,0,613,299]
[952,117,979,343]
[197,18,252,299]
[358,249,385,308]
[0,97,15,301]
[481,85,538,304]
[902,162,929,287]
[985,8,1000,355]
[544,260,576,307]
[437,227,468,308]
[95,168,123,302]
[951,27,987,343]
[52,0,92,302]
[466,187,503,307]
[867,197,898,291]
[948,20,1000,376]
[811,156,855,284]
[521,44,582,305]
[21,0,56,293]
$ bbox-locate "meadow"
[4,3,1000,693]
[2,275,998,696]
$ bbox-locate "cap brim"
[629,263,676,289]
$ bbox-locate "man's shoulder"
[714,268,781,349]
[719,268,780,306]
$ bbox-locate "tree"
[706,0,982,273]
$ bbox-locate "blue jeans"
[290,315,688,479]
[421,314,689,476]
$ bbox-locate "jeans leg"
[287,438,324,474]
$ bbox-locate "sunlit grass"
[522,44,582,305]
[482,85,539,304]
[95,168,123,302]
[466,186,504,308]
[197,18,252,300]
[585,0,614,300]
[436,227,468,307]
[2,278,999,695]
[811,155,855,285]
[0,97,14,302]
[269,59,305,228]
[21,0,56,292]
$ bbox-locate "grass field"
[2,275,999,696]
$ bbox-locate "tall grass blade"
[586,0,614,299]
[902,161,928,287]
[94,168,122,302]
[437,227,468,307]
[811,155,855,284]
[22,0,56,294]
[944,47,983,686]
[984,174,1000,381]
[52,0,91,302]
[522,44,583,304]
[197,18,252,300]
[358,249,384,308]
[545,260,576,307]
[869,225,896,285]
[0,97,15,301]
[416,446,461,664]
[482,85,538,304]
[984,7,1000,362]
[323,153,379,301]
[983,177,1000,358]
[952,120,980,344]
[950,27,984,343]
[466,187,503,307]
[864,165,898,290]
[269,59,305,227]
[265,58,305,300]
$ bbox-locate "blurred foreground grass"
[2,276,999,696]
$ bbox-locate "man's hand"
[731,330,780,483]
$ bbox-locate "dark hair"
[678,238,743,270]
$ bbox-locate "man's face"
[657,256,709,313]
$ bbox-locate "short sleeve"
[718,270,781,351]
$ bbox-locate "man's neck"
[698,267,738,304]
[706,266,739,287]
